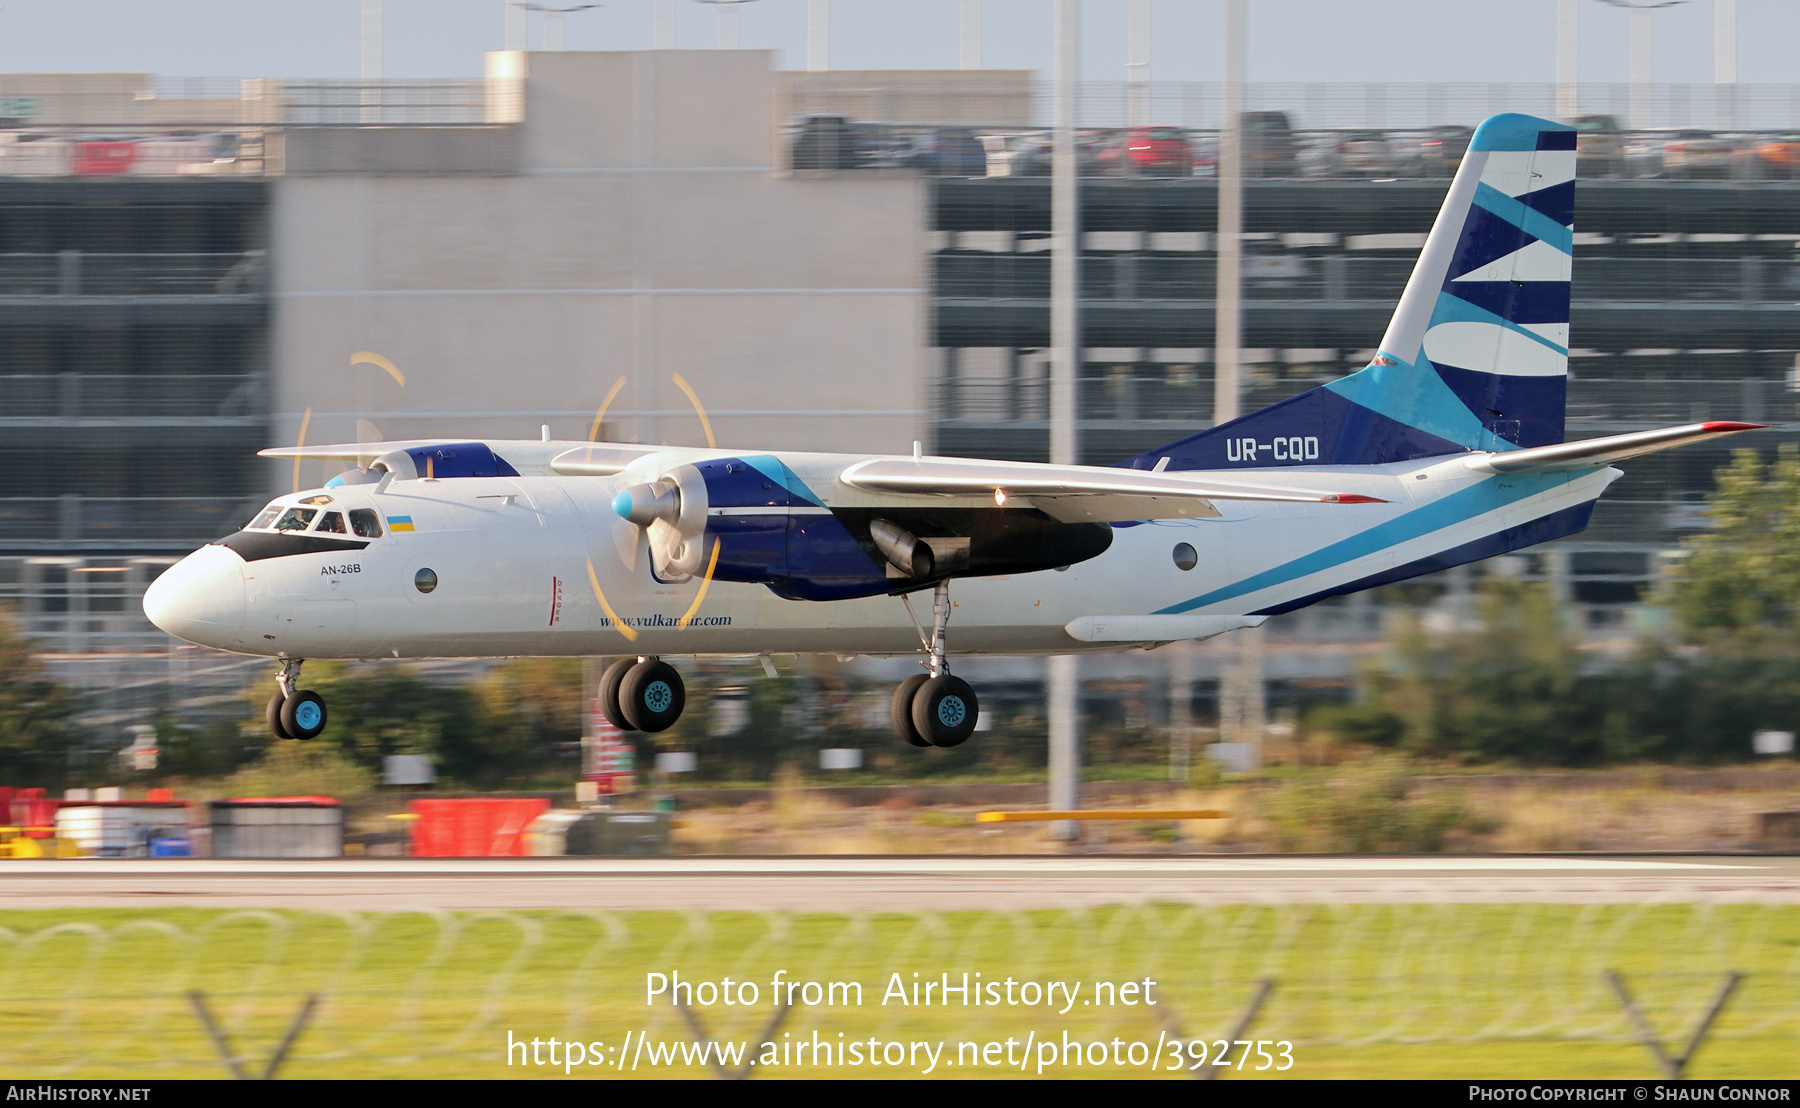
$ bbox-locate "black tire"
[891,674,930,747]
[619,660,685,733]
[911,674,978,748]
[280,689,327,740]
[267,692,293,740]
[598,657,636,730]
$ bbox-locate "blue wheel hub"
[644,681,673,714]
[294,700,322,730]
[936,696,967,728]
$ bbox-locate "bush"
[1261,759,1489,852]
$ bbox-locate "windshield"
[274,508,317,532]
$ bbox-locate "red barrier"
[73,141,137,175]
[8,788,57,838]
[408,798,549,857]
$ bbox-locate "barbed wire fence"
[2,900,1797,1079]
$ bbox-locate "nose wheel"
[891,582,980,748]
[267,657,328,741]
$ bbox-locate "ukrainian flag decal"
[388,515,415,532]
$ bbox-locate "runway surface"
[5,855,1799,909]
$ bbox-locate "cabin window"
[274,508,316,532]
[349,509,383,538]
[249,507,280,530]
[316,511,347,534]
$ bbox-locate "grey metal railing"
[0,251,267,296]
[936,375,1796,430]
[0,497,262,542]
[936,253,1800,305]
[0,374,266,419]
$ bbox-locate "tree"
[1666,444,1800,638]
[1310,580,1630,765]
[308,660,583,788]
[0,608,89,787]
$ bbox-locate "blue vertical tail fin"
[1125,112,1576,471]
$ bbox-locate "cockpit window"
[274,508,317,532]
[316,511,347,534]
[249,507,280,530]
[348,509,383,538]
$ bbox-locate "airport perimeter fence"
[3,900,1798,1079]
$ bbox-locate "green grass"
[2,904,1797,1080]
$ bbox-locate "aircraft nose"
[143,544,247,648]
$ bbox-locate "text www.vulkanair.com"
[507,970,1293,1075]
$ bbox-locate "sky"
[0,0,1792,85]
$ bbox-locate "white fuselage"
[143,442,1619,661]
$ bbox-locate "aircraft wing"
[260,440,660,477]
[1464,421,1765,475]
[259,440,462,461]
[839,457,1385,523]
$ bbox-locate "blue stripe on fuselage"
[1153,469,1583,614]
[1248,498,1596,615]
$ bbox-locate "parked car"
[1411,125,1473,177]
[1746,134,1800,179]
[1189,133,1218,178]
[1096,126,1193,177]
[1305,129,1395,178]
[848,121,907,169]
[904,126,988,177]
[790,114,858,171]
[1241,111,1298,177]
[1657,129,1737,178]
[1571,115,1625,177]
[1007,130,1108,177]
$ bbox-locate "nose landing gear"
[892,581,979,749]
[597,656,687,733]
[267,656,328,741]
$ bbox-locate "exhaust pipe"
[869,518,935,578]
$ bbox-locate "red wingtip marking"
[1325,494,1388,504]
[1700,421,1767,432]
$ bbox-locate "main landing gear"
[892,581,980,749]
[599,656,687,733]
[267,656,328,741]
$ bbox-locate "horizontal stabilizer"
[840,457,1387,511]
[1065,614,1266,643]
[1464,421,1764,474]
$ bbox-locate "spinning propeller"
[584,371,724,638]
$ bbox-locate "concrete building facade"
[272,50,930,493]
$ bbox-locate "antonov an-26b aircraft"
[145,114,1759,748]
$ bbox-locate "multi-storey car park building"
[2,51,1797,731]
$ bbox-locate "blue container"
[148,837,192,858]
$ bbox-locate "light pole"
[525,4,599,51]
[1596,0,1689,130]
[1556,0,1578,119]
[361,0,381,124]
[1047,0,1080,843]
[1127,0,1149,127]
[694,0,759,50]
[1714,0,1736,127]
[960,0,980,69]
[808,0,828,71]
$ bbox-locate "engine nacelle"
[634,465,708,580]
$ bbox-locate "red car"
[1098,126,1192,177]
